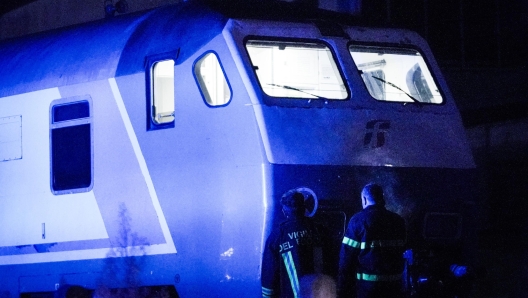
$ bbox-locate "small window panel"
[0,115,22,162]
[193,52,231,106]
[246,40,347,100]
[53,100,89,122]
[50,97,93,195]
[152,60,175,124]
[350,46,443,104]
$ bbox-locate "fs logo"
[364,120,391,148]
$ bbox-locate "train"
[0,0,479,297]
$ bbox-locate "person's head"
[281,190,305,218]
[361,183,385,208]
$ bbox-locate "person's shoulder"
[278,218,311,235]
[354,207,370,217]
[266,223,285,244]
[296,217,322,232]
[385,209,405,225]
[347,208,369,226]
[280,218,302,228]
[309,219,328,234]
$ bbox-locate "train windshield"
[246,40,348,100]
[350,45,443,104]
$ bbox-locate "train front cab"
[0,8,479,296]
[224,18,478,295]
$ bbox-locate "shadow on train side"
[0,0,481,297]
[18,205,179,298]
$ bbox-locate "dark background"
[364,0,528,67]
[365,3,528,296]
[0,0,34,17]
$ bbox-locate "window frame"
[244,36,351,107]
[49,95,94,195]
[192,50,233,108]
[348,42,445,106]
[145,51,179,131]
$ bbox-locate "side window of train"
[49,96,93,195]
[146,53,177,130]
[349,45,443,104]
[193,52,232,107]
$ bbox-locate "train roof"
[0,0,388,98]
[0,2,224,97]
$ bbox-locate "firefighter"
[337,183,406,298]
[261,190,328,298]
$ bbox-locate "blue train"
[0,1,478,296]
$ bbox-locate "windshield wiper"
[370,76,421,105]
[267,83,329,103]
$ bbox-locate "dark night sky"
[1,0,527,68]
[0,0,34,16]
[362,0,528,68]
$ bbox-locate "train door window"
[246,40,348,100]
[152,59,175,124]
[193,52,232,107]
[50,96,93,195]
[349,45,443,104]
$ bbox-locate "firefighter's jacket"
[337,204,406,298]
[261,217,325,298]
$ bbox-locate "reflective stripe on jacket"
[356,273,403,282]
[342,237,405,250]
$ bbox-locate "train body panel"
[224,19,474,168]
[0,1,478,297]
